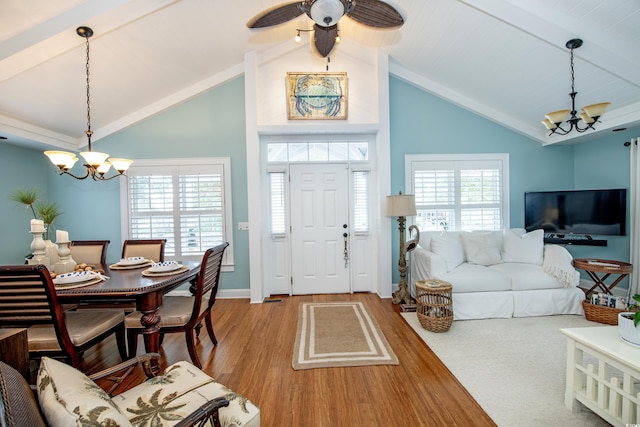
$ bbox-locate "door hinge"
[290,276,293,285]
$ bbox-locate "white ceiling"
[1,0,639,151]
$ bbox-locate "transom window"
[267,141,368,162]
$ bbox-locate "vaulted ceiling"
[1,0,639,152]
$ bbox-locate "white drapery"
[629,137,640,298]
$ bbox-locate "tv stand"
[543,233,607,247]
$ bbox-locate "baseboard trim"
[166,288,251,299]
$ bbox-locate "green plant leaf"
[36,201,62,226]
[9,187,40,219]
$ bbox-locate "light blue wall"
[388,76,633,284]
[46,76,249,289]
[389,76,577,226]
[2,73,635,292]
[0,143,52,263]
[569,128,636,288]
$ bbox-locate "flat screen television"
[524,189,626,236]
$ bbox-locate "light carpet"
[401,313,611,427]
[292,301,399,370]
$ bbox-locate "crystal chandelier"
[45,26,132,180]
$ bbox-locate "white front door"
[290,163,350,294]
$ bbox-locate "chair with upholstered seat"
[70,240,110,265]
[122,239,166,262]
[0,353,260,427]
[0,265,127,370]
[126,242,228,368]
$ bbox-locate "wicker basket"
[416,280,453,333]
[582,300,626,325]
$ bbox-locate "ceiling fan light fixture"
[295,30,301,42]
[310,0,345,27]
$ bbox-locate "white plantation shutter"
[352,171,369,233]
[269,172,286,235]
[122,158,234,268]
[408,155,509,232]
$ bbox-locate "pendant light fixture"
[541,39,610,136]
[45,26,132,180]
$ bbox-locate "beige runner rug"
[292,301,399,370]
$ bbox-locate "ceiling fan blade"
[346,0,404,28]
[314,24,338,57]
[247,2,305,28]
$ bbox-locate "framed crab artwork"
[286,72,348,120]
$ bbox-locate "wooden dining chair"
[0,265,128,370]
[125,242,228,368]
[70,240,110,265]
[121,239,166,262]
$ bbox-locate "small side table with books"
[574,258,633,325]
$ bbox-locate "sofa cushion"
[489,262,563,290]
[113,361,260,427]
[459,232,502,265]
[430,233,465,272]
[501,229,544,265]
[436,263,512,293]
[37,357,133,427]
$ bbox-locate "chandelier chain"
[84,34,92,146]
[569,47,575,97]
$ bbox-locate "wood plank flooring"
[82,293,496,427]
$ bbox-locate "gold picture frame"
[286,72,348,120]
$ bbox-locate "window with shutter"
[122,158,234,269]
[352,171,369,233]
[407,154,509,232]
[269,172,286,235]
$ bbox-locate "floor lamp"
[386,192,417,305]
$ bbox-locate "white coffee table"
[560,326,640,426]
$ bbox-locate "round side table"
[573,258,633,298]
[415,280,453,332]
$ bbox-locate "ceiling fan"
[247,0,404,57]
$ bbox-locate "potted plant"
[10,187,63,263]
[618,294,640,346]
[10,187,62,240]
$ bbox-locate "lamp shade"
[386,194,417,217]
[80,150,109,167]
[581,102,610,118]
[544,109,570,124]
[45,151,78,169]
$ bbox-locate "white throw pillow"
[430,233,465,272]
[502,229,544,265]
[37,357,133,427]
[460,232,502,265]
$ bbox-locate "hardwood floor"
[82,293,496,427]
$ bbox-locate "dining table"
[55,260,200,372]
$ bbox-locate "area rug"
[401,313,611,427]
[292,301,399,370]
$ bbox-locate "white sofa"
[410,228,585,320]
